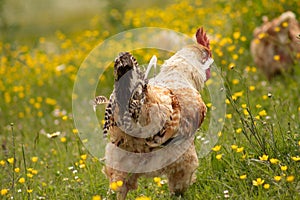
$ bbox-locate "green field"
[1,0,300,199]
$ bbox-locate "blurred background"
[0,1,300,199]
[0,0,173,43]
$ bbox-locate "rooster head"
[195,27,213,81]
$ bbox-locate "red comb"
[196,27,212,57]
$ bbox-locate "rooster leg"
[117,174,139,200]
[103,166,139,200]
[116,188,128,200]
[166,143,198,196]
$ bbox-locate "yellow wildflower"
[241,104,247,108]
[27,189,33,193]
[239,174,247,180]
[7,157,14,164]
[226,114,232,119]
[0,160,5,166]
[31,157,38,163]
[262,95,268,100]
[1,189,8,196]
[249,86,255,91]
[240,36,247,42]
[110,182,118,191]
[234,91,244,97]
[216,154,222,160]
[79,164,85,169]
[153,177,161,183]
[259,154,268,161]
[291,156,300,161]
[241,154,247,159]
[236,147,244,153]
[280,166,287,171]
[45,98,57,105]
[269,158,280,164]
[116,180,123,187]
[92,195,101,200]
[253,178,264,186]
[73,128,79,134]
[256,104,262,108]
[286,175,295,182]
[236,128,242,134]
[274,176,281,182]
[233,31,241,40]
[258,110,267,117]
[232,54,239,60]
[80,154,87,160]
[14,168,20,173]
[231,145,238,150]
[232,79,239,85]
[243,109,249,116]
[153,177,161,187]
[218,131,222,137]
[18,177,25,184]
[212,145,221,152]
[263,184,270,189]
[27,173,33,178]
[60,137,67,143]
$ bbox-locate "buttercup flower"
[263,184,270,189]
[270,158,280,164]
[280,166,287,171]
[31,157,38,163]
[286,175,295,182]
[212,145,221,152]
[19,177,25,184]
[259,154,268,161]
[253,178,264,186]
[216,154,223,160]
[274,176,281,182]
[239,174,247,180]
[1,189,8,196]
[92,195,101,200]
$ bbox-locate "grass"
[1,0,300,199]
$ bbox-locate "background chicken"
[95,28,213,199]
[250,11,300,80]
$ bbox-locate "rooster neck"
[154,50,207,90]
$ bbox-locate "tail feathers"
[114,52,142,81]
[93,96,108,111]
[114,52,147,129]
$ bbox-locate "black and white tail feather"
[94,52,148,137]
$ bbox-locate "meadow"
[1,0,300,199]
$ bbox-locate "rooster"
[250,11,300,80]
[94,27,213,199]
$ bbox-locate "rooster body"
[250,11,300,79]
[96,28,213,199]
